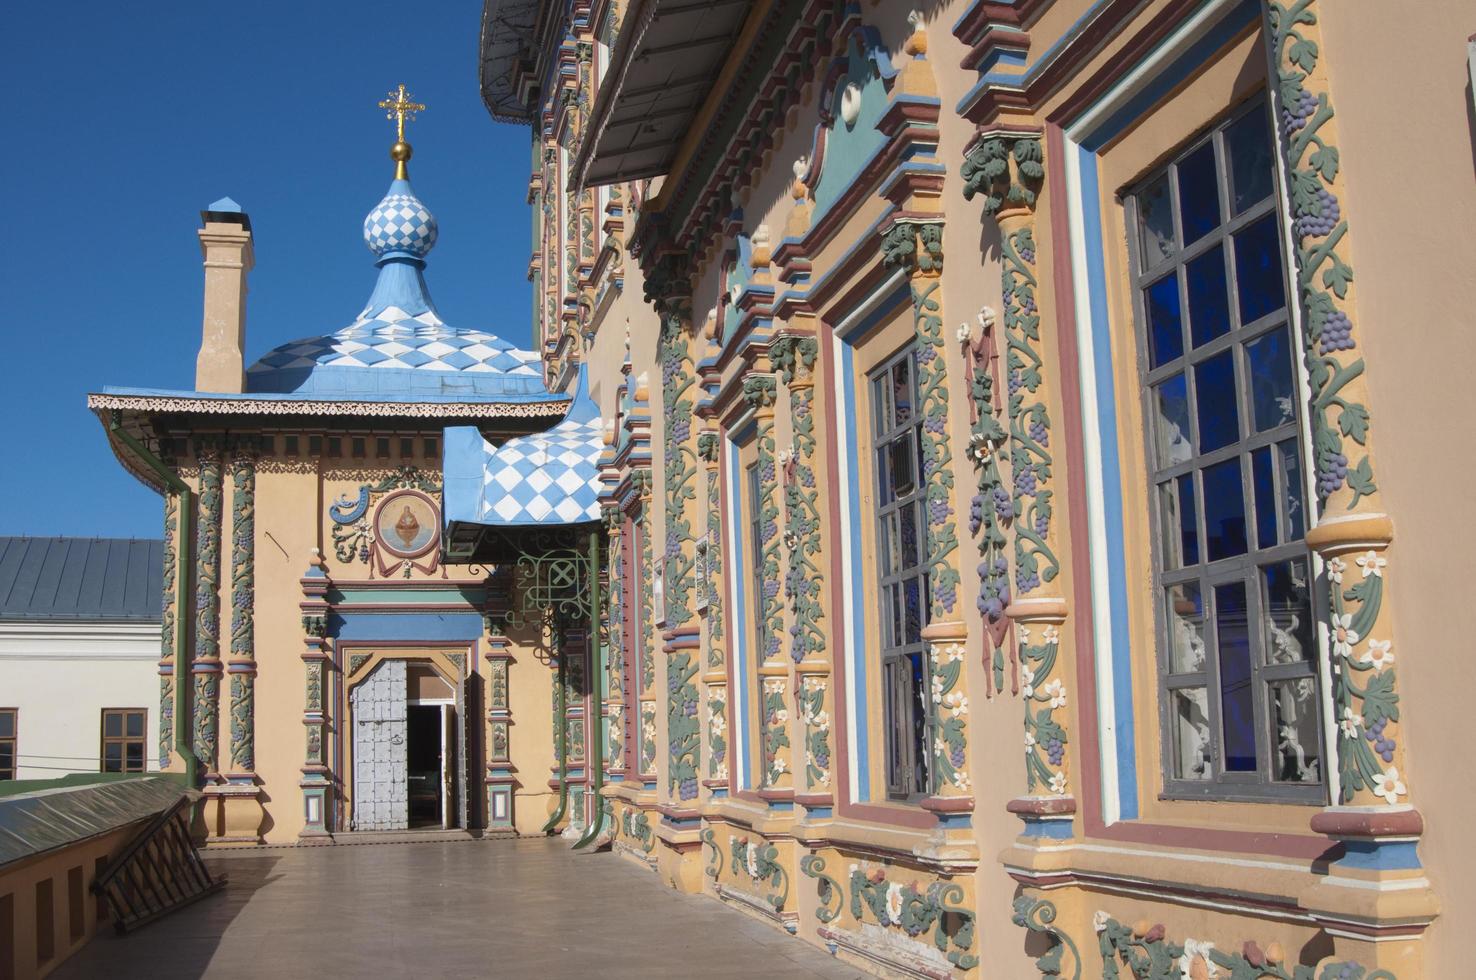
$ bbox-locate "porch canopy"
[442,366,605,564]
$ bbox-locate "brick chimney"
[194,197,254,393]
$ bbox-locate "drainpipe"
[541,625,569,834]
[110,411,202,789]
[574,527,605,849]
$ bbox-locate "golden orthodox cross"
[378,84,426,143]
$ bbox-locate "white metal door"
[352,658,408,831]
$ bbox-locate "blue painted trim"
[709,787,729,799]
[954,0,1113,114]
[936,812,973,829]
[1075,143,1141,821]
[833,280,911,803]
[802,805,833,819]
[1018,817,1075,840]
[727,436,753,791]
[330,611,484,641]
[1079,0,1259,152]
[767,800,795,812]
[1336,839,1422,871]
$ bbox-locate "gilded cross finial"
[378,84,426,179]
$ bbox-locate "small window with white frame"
[1127,94,1323,802]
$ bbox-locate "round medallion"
[373,489,440,560]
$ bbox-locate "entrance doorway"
[407,703,454,828]
[349,657,463,832]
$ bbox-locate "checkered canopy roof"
[443,367,605,527]
[244,176,546,400]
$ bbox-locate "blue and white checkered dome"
[363,178,438,261]
[240,175,549,401]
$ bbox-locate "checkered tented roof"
[443,368,605,527]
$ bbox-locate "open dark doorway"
[407,705,443,828]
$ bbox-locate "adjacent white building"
[0,537,162,781]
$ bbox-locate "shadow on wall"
[53,855,283,980]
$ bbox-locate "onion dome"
[363,180,438,262]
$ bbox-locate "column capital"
[961,130,1044,219]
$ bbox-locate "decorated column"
[602,505,626,777]
[485,574,515,830]
[742,373,792,795]
[633,466,658,783]
[696,428,730,796]
[1262,2,1433,964]
[772,333,833,811]
[650,255,703,808]
[220,441,264,843]
[191,443,224,778]
[158,491,180,770]
[298,549,332,837]
[962,130,1077,839]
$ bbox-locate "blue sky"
[0,3,533,538]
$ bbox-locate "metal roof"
[479,0,543,123]
[575,0,752,188]
[0,537,163,622]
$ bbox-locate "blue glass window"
[1132,97,1322,800]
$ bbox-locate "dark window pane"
[890,430,916,497]
[0,745,12,770]
[1270,678,1321,782]
[902,577,923,645]
[876,448,893,504]
[1202,458,1248,561]
[104,713,121,738]
[1194,349,1239,452]
[1214,581,1256,772]
[1157,482,1180,569]
[1186,244,1231,348]
[0,713,12,737]
[892,358,913,426]
[1251,447,1277,550]
[125,713,144,738]
[899,502,920,570]
[1177,473,1200,566]
[1278,439,1306,541]
[1226,107,1274,214]
[1139,173,1176,266]
[1166,581,1207,672]
[1262,558,1314,666]
[880,512,897,576]
[1152,373,1192,466]
[908,651,928,793]
[1171,687,1213,780]
[1176,142,1221,244]
[1246,326,1296,431]
[1234,213,1285,324]
[104,744,123,773]
[1146,273,1183,367]
[126,743,144,770]
[873,375,892,436]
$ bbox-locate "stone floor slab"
[58,837,869,979]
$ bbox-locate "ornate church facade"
[88,0,1472,975]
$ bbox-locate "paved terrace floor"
[59,836,869,979]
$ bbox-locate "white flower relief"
[931,674,945,704]
[952,770,972,791]
[1339,706,1363,739]
[977,305,997,331]
[1363,637,1394,672]
[1092,910,1111,934]
[1326,556,1346,583]
[943,643,966,663]
[942,691,969,716]
[956,321,973,343]
[1049,770,1068,795]
[1372,767,1406,805]
[885,882,905,925]
[774,708,789,724]
[1043,679,1067,709]
[1330,612,1360,659]
[1024,731,1037,754]
[1042,625,1060,645]
[1021,666,1036,699]
[1017,625,1032,646]
[1178,939,1217,979]
[711,713,727,736]
[1355,550,1387,579]
[745,841,760,879]
[771,756,788,777]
